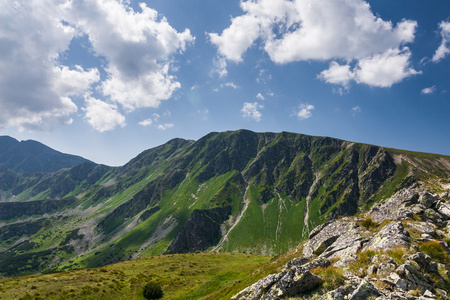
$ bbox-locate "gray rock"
[231,272,285,299]
[303,220,364,266]
[395,263,433,292]
[419,192,438,208]
[406,222,436,235]
[267,266,323,299]
[422,209,446,227]
[438,201,450,219]
[377,262,396,278]
[405,252,439,273]
[367,265,377,276]
[348,280,381,300]
[419,290,437,299]
[284,256,309,269]
[309,221,333,239]
[320,285,354,300]
[368,188,419,222]
[302,257,331,270]
[363,222,410,251]
[436,288,448,300]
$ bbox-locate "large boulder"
[303,220,363,265]
[363,222,410,251]
[367,188,419,222]
[348,280,381,300]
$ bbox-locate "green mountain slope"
[0,130,449,277]
[0,136,90,173]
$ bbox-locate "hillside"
[1,179,448,299]
[0,130,449,278]
[0,136,90,174]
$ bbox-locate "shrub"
[143,282,163,300]
[360,217,377,229]
[419,241,448,264]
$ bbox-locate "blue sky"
[1,0,449,166]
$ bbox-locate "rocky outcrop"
[232,258,325,300]
[362,222,410,251]
[303,220,365,266]
[234,183,450,300]
[168,206,231,253]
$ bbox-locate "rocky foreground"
[232,181,450,299]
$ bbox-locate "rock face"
[362,222,410,251]
[168,206,231,253]
[232,258,325,300]
[233,183,450,300]
[303,221,364,266]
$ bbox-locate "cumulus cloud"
[0,1,89,130]
[421,86,436,95]
[138,118,153,127]
[432,21,450,62]
[0,0,193,131]
[296,103,314,120]
[157,123,174,130]
[319,48,420,88]
[318,62,354,90]
[209,0,418,88]
[241,102,263,122]
[83,97,126,132]
[65,0,194,112]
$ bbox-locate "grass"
[0,252,270,300]
[418,241,449,264]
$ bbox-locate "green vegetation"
[143,282,163,299]
[0,253,270,300]
[1,130,449,278]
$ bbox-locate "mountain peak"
[0,136,91,174]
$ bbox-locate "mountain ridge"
[0,136,91,174]
[0,130,449,278]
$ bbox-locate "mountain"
[0,130,449,278]
[1,181,448,299]
[0,136,90,173]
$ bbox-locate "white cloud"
[432,21,450,62]
[157,123,174,130]
[83,97,126,132]
[0,0,193,131]
[319,48,420,88]
[296,103,314,120]
[65,0,194,111]
[241,102,263,122]
[354,48,420,87]
[53,65,100,97]
[421,86,436,95]
[138,118,153,127]
[0,0,83,130]
[221,82,239,89]
[210,0,418,88]
[213,56,228,78]
[318,62,354,89]
[256,93,265,100]
[351,106,362,116]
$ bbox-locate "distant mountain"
[0,130,449,278]
[0,136,90,173]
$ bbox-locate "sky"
[1,0,449,166]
